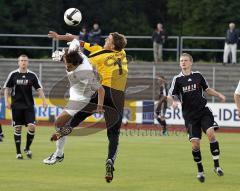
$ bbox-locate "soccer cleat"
[105,159,115,183]
[214,167,224,176]
[43,153,64,165]
[16,153,23,160]
[24,149,32,159]
[197,172,205,183]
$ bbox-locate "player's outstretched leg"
[191,139,205,183]
[43,136,66,165]
[105,159,115,183]
[14,126,23,159]
[105,124,120,183]
[207,128,224,177]
[210,140,224,176]
[43,153,65,165]
[105,115,121,183]
[24,124,36,159]
[192,149,205,182]
[105,133,118,183]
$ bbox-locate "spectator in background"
[79,26,89,55]
[88,23,102,45]
[152,23,167,63]
[79,26,89,42]
[223,22,239,65]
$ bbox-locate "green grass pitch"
[0,126,239,191]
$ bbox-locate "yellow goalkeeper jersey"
[83,42,128,92]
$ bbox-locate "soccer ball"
[64,8,82,26]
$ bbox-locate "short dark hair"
[18,54,28,59]
[64,51,83,66]
[180,53,193,62]
[110,32,127,51]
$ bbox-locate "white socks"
[55,136,66,156]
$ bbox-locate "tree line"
[0,0,239,61]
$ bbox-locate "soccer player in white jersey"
[234,81,240,116]
[43,46,105,164]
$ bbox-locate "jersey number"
[114,58,123,75]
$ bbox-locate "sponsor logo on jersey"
[182,84,197,93]
[16,79,29,85]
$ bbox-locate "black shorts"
[70,86,125,131]
[185,107,219,141]
[11,107,36,127]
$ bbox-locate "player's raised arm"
[48,31,76,41]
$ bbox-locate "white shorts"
[64,99,91,117]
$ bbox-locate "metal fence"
[0,58,238,103]
[2,34,240,62]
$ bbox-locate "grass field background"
[0,126,239,191]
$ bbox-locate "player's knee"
[206,129,216,142]
[14,126,22,134]
[191,140,200,150]
[27,124,36,131]
[192,145,200,151]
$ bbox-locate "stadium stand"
[0,59,238,102]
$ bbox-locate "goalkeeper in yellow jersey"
[48,31,128,183]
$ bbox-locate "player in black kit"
[155,76,168,135]
[4,54,47,159]
[168,53,226,183]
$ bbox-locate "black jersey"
[168,71,209,119]
[3,69,42,109]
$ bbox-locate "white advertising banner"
[159,103,240,127]
[207,103,240,127]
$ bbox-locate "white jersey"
[67,53,100,101]
[65,53,100,116]
[235,80,240,95]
